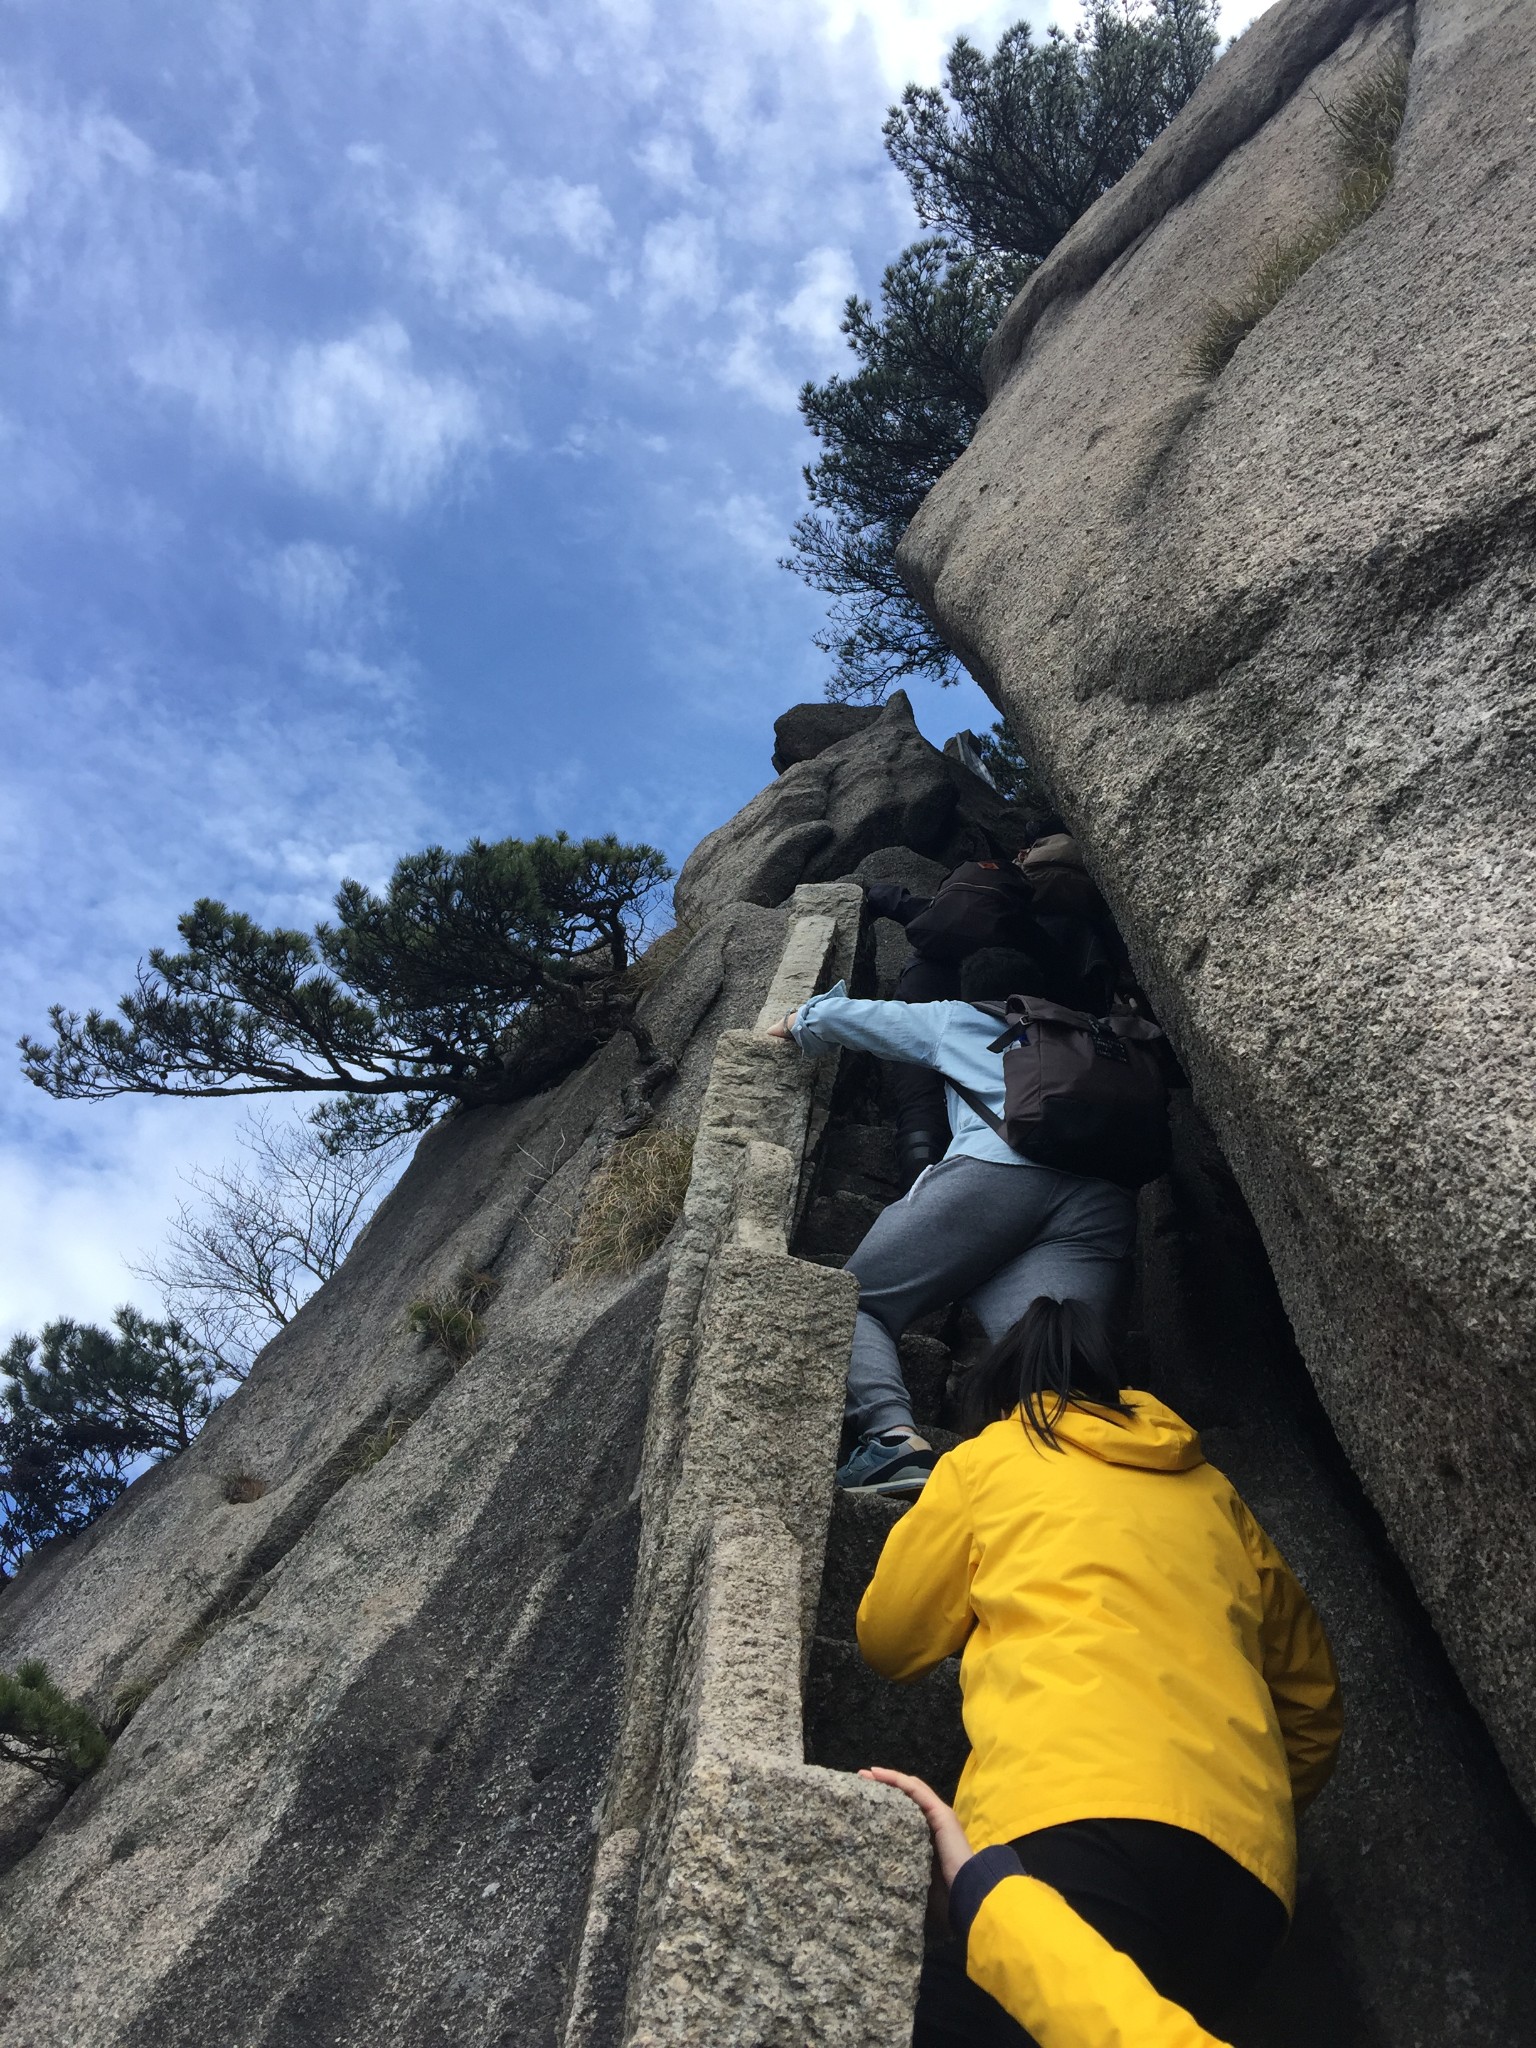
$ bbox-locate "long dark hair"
[961,1296,1131,1449]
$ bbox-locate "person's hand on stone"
[766,1008,799,1039]
[860,1767,973,1886]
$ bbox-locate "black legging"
[913,1819,1287,2046]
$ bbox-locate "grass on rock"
[1186,54,1409,379]
[566,1126,695,1279]
[406,1269,497,1366]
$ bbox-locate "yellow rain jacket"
[962,1867,1239,2048]
[857,1392,1341,1915]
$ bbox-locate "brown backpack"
[950,995,1172,1189]
[1014,834,1110,922]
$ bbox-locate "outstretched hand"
[860,1767,973,1887]
[765,1008,799,1040]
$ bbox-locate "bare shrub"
[133,1110,408,1382]
[623,918,700,994]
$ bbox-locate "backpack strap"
[970,994,1035,1054]
[951,998,1030,1137]
[948,1076,1008,1140]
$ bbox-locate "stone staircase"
[564,873,1536,2048]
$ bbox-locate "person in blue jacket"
[768,951,1136,1498]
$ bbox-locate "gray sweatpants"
[844,1153,1137,1437]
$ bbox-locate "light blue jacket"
[791,980,1027,1169]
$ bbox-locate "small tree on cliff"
[0,1662,110,1783]
[132,1111,408,1382]
[20,832,672,1149]
[788,0,1218,700]
[0,1310,220,1574]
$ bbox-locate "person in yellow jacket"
[856,1295,1342,2048]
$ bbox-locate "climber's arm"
[856,1452,976,1680]
[868,1770,1236,2048]
[953,1856,1237,2048]
[1237,1502,1343,1810]
[774,981,950,1064]
[864,881,932,926]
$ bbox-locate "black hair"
[1022,813,1067,843]
[959,947,1039,1003]
[960,1296,1131,1449]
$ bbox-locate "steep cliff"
[2,695,1532,2045]
[900,0,1536,1817]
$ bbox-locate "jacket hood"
[1043,1391,1205,1472]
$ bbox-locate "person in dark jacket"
[867,827,1125,1185]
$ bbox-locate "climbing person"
[766,944,1164,1499]
[865,824,1127,1186]
[856,1295,1342,2048]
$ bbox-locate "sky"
[0,0,1262,1345]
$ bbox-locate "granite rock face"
[2,691,1535,2044]
[675,692,1024,924]
[900,0,1536,1809]
[0,900,792,2047]
[771,702,883,773]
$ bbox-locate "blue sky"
[0,0,1260,1341]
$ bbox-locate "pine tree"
[1,1310,221,1573]
[788,1,1218,701]
[20,832,672,1145]
[786,243,1033,702]
[0,1662,110,1784]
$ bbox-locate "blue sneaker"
[836,1428,938,1498]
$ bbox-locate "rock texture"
[900,0,1536,1810]
[0,901,796,2046]
[771,702,883,773]
[675,691,1023,924]
[3,695,1534,2045]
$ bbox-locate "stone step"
[804,1636,968,1802]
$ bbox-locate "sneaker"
[836,1428,938,1498]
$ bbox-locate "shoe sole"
[837,1475,931,1498]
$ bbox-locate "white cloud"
[716,299,802,413]
[812,0,1042,92]
[397,188,591,331]
[254,540,372,631]
[777,244,858,359]
[0,122,32,221]
[632,131,697,194]
[0,1094,258,1342]
[712,248,857,412]
[715,490,785,565]
[641,211,720,314]
[136,317,481,512]
[516,175,615,256]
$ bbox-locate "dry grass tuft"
[566,1126,695,1279]
[108,1676,156,1733]
[222,1474,267,1505]
[348,1409,411,1475]
[406,1268,497,1366]
[1328,53,1411,213]
[1185,53,1408,379]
